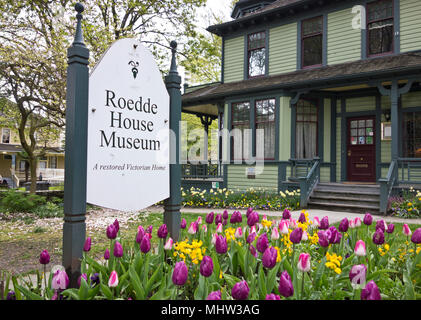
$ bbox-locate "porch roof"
[182,52,421,106]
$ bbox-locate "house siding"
[400,0,421,53]
[279,96,291,160]
[346,96,376,113]
[227,164,278,191]
[223,36,244,83]
[327,8,361,65]
[269,23,297,75]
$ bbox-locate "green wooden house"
[181,0,421,214]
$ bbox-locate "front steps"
[307,183,380,214]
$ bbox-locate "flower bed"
[4,209,421,300]
[388,188,421,218]
[181,187,300,211]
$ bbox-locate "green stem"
[43,265,47,299]
[301,272,305,300]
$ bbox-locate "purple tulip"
[339,218,349,233]
[349,264,367,285]
[327,226,342,244]
[180,218,187,229]
[265,293,281,300]
[140,234,151,253]
[136,226,145,244]
[262,246,278,269]
[298,212,306,223]
[363,213,373,226]
[361,280,381,300]
[90,273,100,287]
[249,244,258,257]
[113,219,120,233]
[199,256,214,277]
[6,291,16,300]
[172,261,188,286]
[372,229,385,245]
[230,211,242,224]
[205,212,214,224]
[256,233,269,253]
[223,210,229,220]
[246,232,256,244]
[104,248,110,260]
[222,219,227,226]
[113,241,123,258]
[386,223,395,234]
[289,227,303,244]
[411,228,421,244]
[146,225,153,234]
[157,224,168,239]
[206,291,221,300]
[215,235,228,254]
[215,213,223,225]
[246,207,253,217]
[282,209,291,220]
[247,211,259,227]
[39,249,50,265]
[83,237,91,252]
[106,224,117,240]
[375,220,386,232]
[319,216,329,230]
[232,280,249,300]
[278,271,294,298]
[317,230,329,247]
[77,273,88,287]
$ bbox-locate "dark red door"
[347,116,376,182]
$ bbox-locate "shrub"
[0,190,46,213]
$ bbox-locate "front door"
[347,116,376,182]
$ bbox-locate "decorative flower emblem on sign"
[128,60,140,79]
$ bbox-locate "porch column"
[390,81,399,161]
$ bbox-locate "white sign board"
[87,38,170,211]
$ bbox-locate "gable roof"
[182,52,421,106]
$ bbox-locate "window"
[247,32,266,78]
[403,112,421,158]
[231,102,251,160]
[49,156,58,169]
[350,119,374,145]
[2,128,10,144]
[302,16,323,68]
[255,99,276,160]
[367,0,394,56]
[296,99,318,159]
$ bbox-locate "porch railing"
[379,159,398,214]
[181,161,223,180]
[397,158,421,184]
[289,158,317,181]
[297,157,320,208]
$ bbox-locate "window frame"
[301,15,324,69]
[247,31,267,79]
[366,0,394,58]
[231,101,251,161]
[1,128,11,144]
[402,111,421,158]
[254,98,276,160]
[295,98,319,159]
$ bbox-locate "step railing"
[298,157,320,208]
[181,160,223,180]
[379,160,397,214]
[397,158,421,184]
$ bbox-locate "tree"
[0,0,216,193]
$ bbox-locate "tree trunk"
[29,157,37,194]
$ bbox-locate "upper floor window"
[2,128,10,144]
[248,32,266,78]
[367,0,394,56]
[302,16,323,68]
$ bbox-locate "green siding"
[227,165,278,191]
[324,98,331,161]
[400,0,421,52]
[320,167,330,182]
[381,140,391,163]
[279,96,291,160]
[401,91,421,108]
[224,36,244,83]
[346,96,375,113]
[269,23,297,75]
[336,117,341,181]
[327,8,361,65]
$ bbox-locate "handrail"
[298,157,320,208]
[379,160,397,214]
[182,160,223,179]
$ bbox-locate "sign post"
[63,3,89,288]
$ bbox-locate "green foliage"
[389,188,421,218]
[0,190,46,213]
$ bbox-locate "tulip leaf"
[88,285,101,300]
[61,289,80,300]
[403,270,415,300]
[266,263,280,293]
[194,275,206,300]
[145,264,162,296]
[78,277,89,300]
[11,276,22,300]
[366,269,398,282]
[258,266,267,299]
[129,265,146,300]
[84,256,107,275]
[15,284,43,300]
[100,284,114,300]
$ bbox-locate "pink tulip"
[313,216,320,227]
[354,217,362,227]
[188,221,198,234]
[108,271,119,287]
[51,269,69,290]
[201,224,208,233]
[216,223,223,233]
[164,237,174,250]
[297,253,311,272]
[354,240,366,257]
[279,220,289,235]
[235,227,243,238]
[403,224,412,236]
[250,225,257,235]
[301,231,308,242]
[211,233,218,245]
[271,227,280,240]
[197,216,202,225]
[349,220,355,229]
